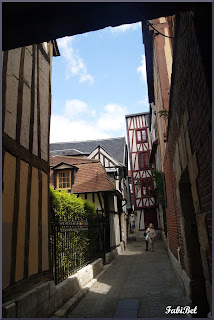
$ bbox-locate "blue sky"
[50,22,149,143]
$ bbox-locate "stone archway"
[179,168,209,317]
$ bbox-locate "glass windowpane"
[58,171,71,188]
[145,153,149,167]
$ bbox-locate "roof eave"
[50,162,78,170]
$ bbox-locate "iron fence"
[51,209,110,284]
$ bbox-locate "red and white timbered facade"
[126,112,158,234]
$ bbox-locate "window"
[142,181,147,195]
[142,130,146,141]
[136,129,147,142]
[57,170,71,189]
[137,131,141,141]
[139,151,150,169]
[148,180,152,194]
[141,179,154,196]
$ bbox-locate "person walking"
[144,224,149,251]
[146,223,156,252]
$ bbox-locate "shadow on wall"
[179,167,210,317]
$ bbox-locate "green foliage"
[50,187,101,282]
[158,105,168,120]
[50,187,90,219]
[151,170,165,207]
[84,199,96,218]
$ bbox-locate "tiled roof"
[50,137,126,164]
[72,162,115,193]
[50,149,85,156]
[49,156,115,193]
[50,156,99,167]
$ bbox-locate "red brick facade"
[144,7,211,315]
[165,10,212,273]
[163,11,211,312]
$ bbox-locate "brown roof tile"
[72,162,115,193]
[50,155,99,167]
[49,156,115,193]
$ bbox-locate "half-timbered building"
[50,137,130,246]
[2,41,60,312]
[125,112,158,239]
[49,155,123,251]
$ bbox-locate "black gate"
[51,209,110,284]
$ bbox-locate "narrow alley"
[2,3,211,319]
[68,238,187,318]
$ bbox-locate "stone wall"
[2,243,125,318]
[2,258,104,318]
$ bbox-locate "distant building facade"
[49,155,123,250]
[50,137,130,248]
[125,113,159,240]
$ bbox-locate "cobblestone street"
[68,238,187,318]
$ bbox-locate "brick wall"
[166,10,211,273]
[164,10,211,310]
[164,153,185,265]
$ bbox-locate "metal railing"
[51,209,110,284]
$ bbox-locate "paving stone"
[116,299,139,310]
[113,309,138,318]
[68,239,187,318]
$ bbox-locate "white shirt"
[146,227,156,239]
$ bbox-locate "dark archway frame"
[2,2,208,52]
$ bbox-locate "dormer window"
[51,162,78,191]
[57,170,71,189]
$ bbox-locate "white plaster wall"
[79,193,104,212]
[109,213,120,248]
[139,210,145,230]
[113,196,118,212]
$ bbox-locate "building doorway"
[144,208,158,229]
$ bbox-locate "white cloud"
[111,22,141,33]
[50,101,128,143]
[64,99,88,118]
[90,109,97,117]
[137,54,147,82]
[50,115,110,143]
[57,36,94,85]
[79,73,94,84]
[97,103,128,132]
